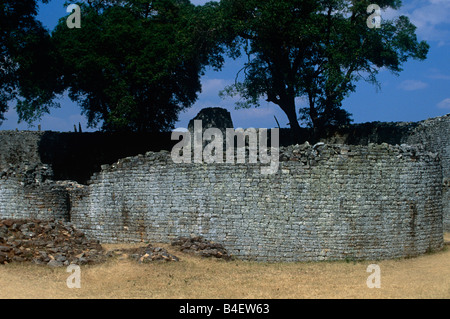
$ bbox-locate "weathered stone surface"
[187,107,235,152]
[1,113,449,233]
[1,182,70,221]
[318,114,450,231]
[67,143,443,262]
[0,114,448,261]
[403,115,450,232]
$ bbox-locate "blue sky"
[1,0,449,132]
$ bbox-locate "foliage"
[218,0,429,137]
[1,0,430,134]
[0,0,62,125]
[52,0,225,132]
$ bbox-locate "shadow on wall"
[33,120,437,184]
[19,111,447,189]
[278,121,420,146]
[38,131,177,184]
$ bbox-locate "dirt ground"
[0,234,449,299]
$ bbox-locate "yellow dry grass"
[1,235,449,299]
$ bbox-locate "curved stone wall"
[1,113,448,232]
[70,143,444,261]
[0,178,70,221]
[404,115,450,232]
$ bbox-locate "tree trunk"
[308,94,320,143]
[280,98,302,144]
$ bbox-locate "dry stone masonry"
[403,115,450,232]
[0,112,448,262]
[68,143,443,261]
[0,178,69,221]
[321,114,450,231]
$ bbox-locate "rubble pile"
[111,244,180,263]
[0,219,233,266]
[171,236,232,260]
[0,219,106,267]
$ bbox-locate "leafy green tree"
[219,0,429,139]
[0,0,62,125]
[52,0,224,132]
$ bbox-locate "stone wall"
[403,115,450,232]
[0,131,44,169]
[289,113,450,231]
[0,160,69,221]
[0,130,176,184]
[0,113,448,261]
[0,178,70,221]
[69,143,443,261]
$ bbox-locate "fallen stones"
[0,219,106,266]
[106,244,180,263]
[132,245,180,263]
[171,236,232,260]
[0,219,232,266]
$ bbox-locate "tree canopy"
[0,0,62,125]
[51,0,224,132]
[218,0,429,139]
[1,0,430,135]
[1,0,224,132]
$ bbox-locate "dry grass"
[1,235,449,299]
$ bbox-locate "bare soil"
[0,234,449,299]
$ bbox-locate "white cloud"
[232,105,289,129]
[382,0,450,45]
[172,127,188,132]
[200,78,231,98]
[236,106,276,119]
[429,0,450,5]
[426,68,450,80]
[437,98,450,109]
[398,80,429,91]
[406,0,450,44]
[190,0,210,6]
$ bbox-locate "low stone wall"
[69,143,443,261]
[0,178,70,221]
[1,114,448,231]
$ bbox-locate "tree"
[0,0,62,126]
[218,0,429,140]
[51,0,225,132]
